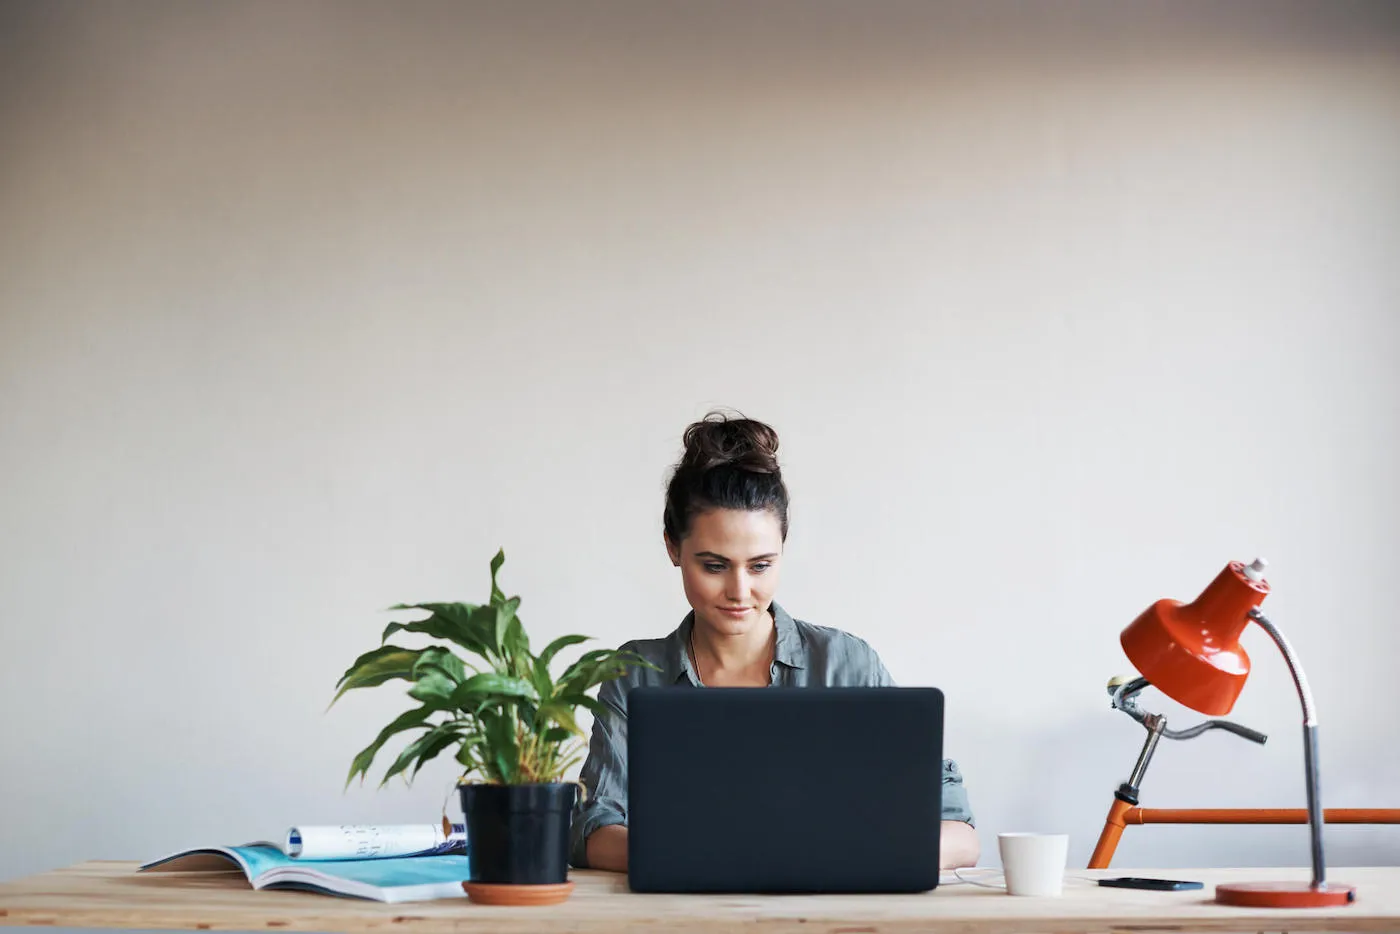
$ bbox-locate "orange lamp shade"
[1119,561,1270,716]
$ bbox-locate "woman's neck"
[690,609,776,683]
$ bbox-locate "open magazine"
[139,824,471,903]
[280,823,467,860]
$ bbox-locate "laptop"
[626,686,944,894]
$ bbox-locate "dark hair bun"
[679,412,781,476]
[664,410,790,543]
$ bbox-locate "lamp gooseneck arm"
[1249,607,1326,890]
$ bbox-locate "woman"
[571,411,979,871]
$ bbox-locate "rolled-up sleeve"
[941,758,975,826]
[570,676,630,868]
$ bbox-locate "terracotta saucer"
[462,881,575,906]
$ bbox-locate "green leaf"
[541,727,573,745]
[538,702,584,737]
[331,646,423,705]
[463,604,502,660]
[489,548,506,603]
[501,603,529,660]
[557,692,610,722]
[455,740,482,769]
[559,647,653,681]
[503,615,524,656]
[529,656,556,704]
[410,730,472,781]
[344,705,434,788]
[565,647,616,668]
[494,596,521,659]
[492,751,512,784]
[407,667,459,707]
[380,721,465,787]
[557,649,654,697]
[481,710,518,783]
[448,672,539,709]
[537,634,590,669]
[382,604,492,658]
[411,646,467,684]
[556,648,615,684]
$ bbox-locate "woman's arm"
[937,759,978,868]
[570,678,632,868]
[584,824,629,872]
[940,819,980,869]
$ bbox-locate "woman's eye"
[703,563,725,573]
[750,563,770,573]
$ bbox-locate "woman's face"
[666,507,784,637]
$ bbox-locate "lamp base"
[1215,882,1355,907]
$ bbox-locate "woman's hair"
[663,410,790,543]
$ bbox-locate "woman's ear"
[663,533,681,567]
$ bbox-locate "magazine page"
[257,854,472,903]
[285,823,467,860]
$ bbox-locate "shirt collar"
[670,602,807,685]
[771,602,807,670]
[671,612,699,686]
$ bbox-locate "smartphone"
[1099,877,1204,891]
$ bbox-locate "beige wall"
[2,1,1398,881]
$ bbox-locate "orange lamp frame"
[1115,559,1355,908]
[1089,806,1400,873]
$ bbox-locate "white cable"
[950,868,1006,889]
[946,869,1100,888]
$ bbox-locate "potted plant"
[331,550,649,905]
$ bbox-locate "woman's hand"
[584,824,629,872]
[939,819,980,869]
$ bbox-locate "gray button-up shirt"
[570,602,975,868]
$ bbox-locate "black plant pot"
[459,782,577,886]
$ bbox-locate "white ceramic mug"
[997,833,1069,896]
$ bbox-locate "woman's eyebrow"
[693,551,778,562]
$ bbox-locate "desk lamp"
[1118,557,1354,907]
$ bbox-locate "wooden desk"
[2,863,1397,933]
